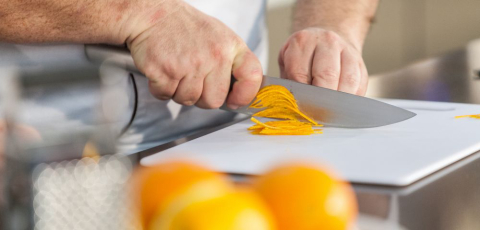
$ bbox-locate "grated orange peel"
[455,114,480,119]
[248,85,323,135]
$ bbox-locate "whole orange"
[129,160,231,229]
[253,162,357,230]
[150,190,277,230]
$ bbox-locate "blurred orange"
[150,190,277,230]
[253,162,357,230]
[129,160,231,229]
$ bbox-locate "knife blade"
[85,44,416,128]
[224,75,416,128]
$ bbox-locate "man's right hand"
[124,1,263,109]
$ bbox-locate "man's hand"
[125,1,263,109]
[286,0,379,96]
[0,0,263,110]
[279,27,368,96]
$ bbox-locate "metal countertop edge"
[132,116,250,162]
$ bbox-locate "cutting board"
[141,99,480,186]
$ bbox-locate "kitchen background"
[266,0,480,76]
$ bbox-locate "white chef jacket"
[1,0,268,154]
[116,0,269,154]
[183,0,268,68]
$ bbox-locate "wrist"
[118,0,183,47]
[326,27,365,53]
[91,0,142,45]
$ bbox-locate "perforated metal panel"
[32,155,139,230]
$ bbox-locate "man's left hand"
[278,27,368,96]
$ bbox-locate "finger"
[227,49,263,109]
[172,74,204,106]
[278,43,288,79]
[311,44,341,90]
[148,75,180,100]
[338,49,361,94]
[356,62,369,96]
[283,40,316,84]
[196,66,231,109]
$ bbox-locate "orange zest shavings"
[248,85,323,135]
[455,114,480,119]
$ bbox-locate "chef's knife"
[85,44,416,128]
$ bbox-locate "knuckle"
[343,73,360,86]
[208,99,224,109]
[292,30,311,43]
[322,31,341,47]
[233,61,262,82]
[313,69,339,83]
[323,30,340,42]
[285,67,309,81]
[249,68,263,81]
[287,69,310,83]
[188,88,202,100]
[232,35,244,46]
[142,63,157,78]
[191,55,204,70]
[211,43,228,61]
[217,82,230,96]
[161,61,178,77]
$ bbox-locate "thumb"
[227,49,263,109]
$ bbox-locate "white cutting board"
[142,99,480,186]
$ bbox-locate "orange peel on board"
[248,85,323,135]
[455,114,480,119]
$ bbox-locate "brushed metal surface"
[367,39,480,105]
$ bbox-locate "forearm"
[293,0,379,50]
[0,0,168,45]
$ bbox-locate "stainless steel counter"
[354,147,480,230]
[367,39,480,104]
[352,40,480,229]
[136,40,480,230]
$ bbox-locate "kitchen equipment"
[85,45,415,128]
[141,99,480,186]
[0,62,138,230]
